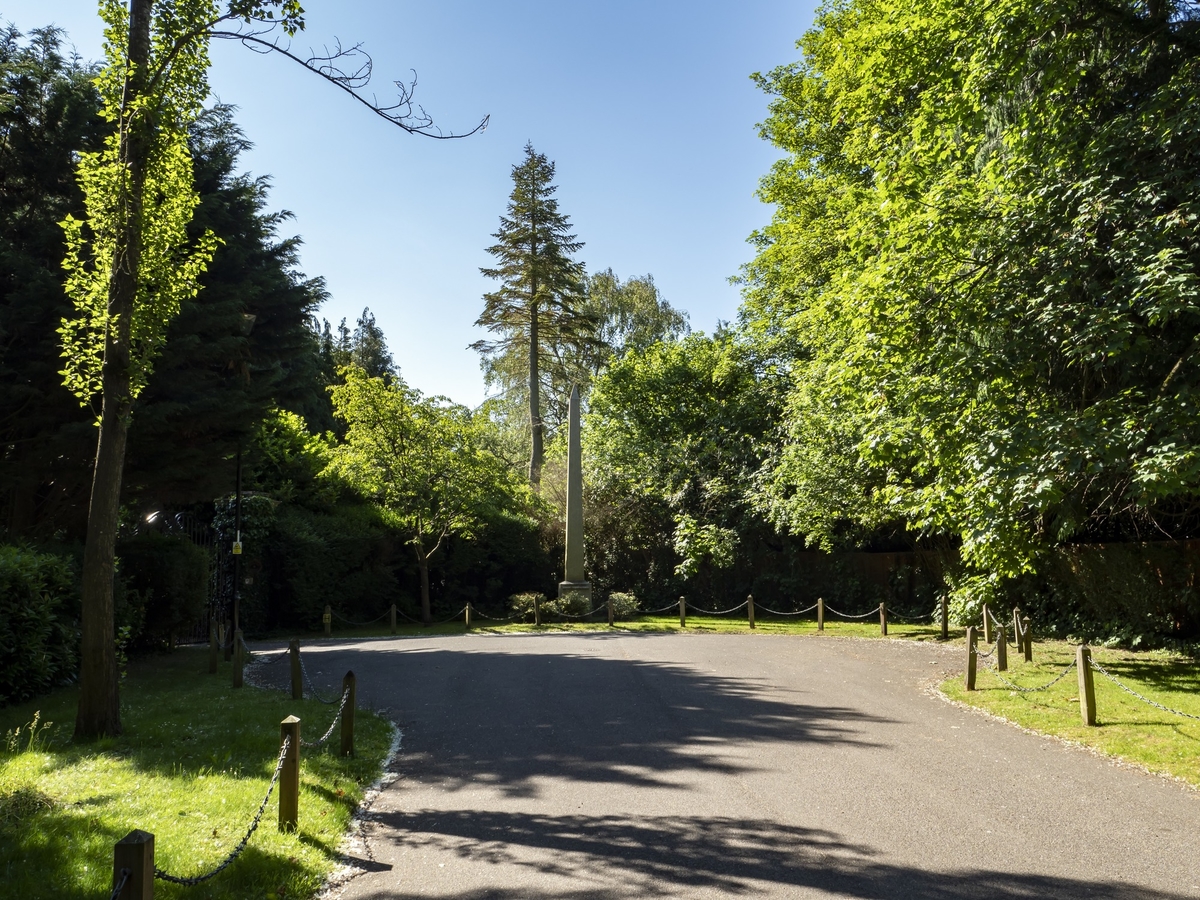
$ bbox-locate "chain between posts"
[109,868,131,900]
[301,687,353,747]
[1088,658,1200,720]
[823,604,879,620]
[885,608,934,623]
[152,736,291,886]
[685,599,750,616]
[754,603,820,616]
[331,609,391,627]
[985,658,1077,692]
[298,652,339,704]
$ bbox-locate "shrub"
[0,545,78,706]
[117,531,209,648]
[607,592,640,617]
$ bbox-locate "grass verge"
[941,641,1200,787]
[0,647,392,900]
[304,613,946,641]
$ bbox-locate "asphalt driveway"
[253,631,1200,899]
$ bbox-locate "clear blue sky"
[7,2,818,407]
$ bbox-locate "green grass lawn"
[0,648,393,900]
[941,641,1200,787]
[309,611,946,641]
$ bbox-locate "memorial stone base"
[558,581,592,606]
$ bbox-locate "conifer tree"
[473,143,595,485]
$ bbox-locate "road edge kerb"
[928,679,1200,797]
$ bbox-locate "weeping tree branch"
[209,23,488,138]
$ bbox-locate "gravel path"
[251,631,1200,899]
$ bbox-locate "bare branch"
[208,22,488,139]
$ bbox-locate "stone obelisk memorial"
[559,385,591,604]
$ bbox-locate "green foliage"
[116,529,209,648]
[607,591,640,617]
[0,546,78,706]
[59,0,220,407]
[508,589,589,619]
[744,0,1200,583]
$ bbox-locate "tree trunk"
[74,0,152,740]
[416,546,432,625]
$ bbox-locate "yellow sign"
[322,613,331,624]
[232,541,242,555]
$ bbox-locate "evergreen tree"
[473,143,595,485]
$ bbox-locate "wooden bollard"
[965,626,977,691]
[879,602,887,636]
[323,604,332,638]
[1077,645,1097,726]
[607,595,614,626]
[113,829,154,900]
[340,671,356,758]
[289,638,302,700]
[997,625,1008,671]
[390,603,397,635]
[465,603,472,629]
[208,621,219,674]
[748,594,755,629]
[679,596,686,628]
[1012,607,1023,654]
[534,594,541,626]
[817,597,824,632]
[232,628,244,689]
[982,604,992,645]
[940,595,948,640]
[279,716,300,832]
[1023,616,1033,662]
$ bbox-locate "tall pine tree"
[473,143,595,485]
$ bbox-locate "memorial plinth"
[559,385,591,604]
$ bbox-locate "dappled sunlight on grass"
[0,648,392,899]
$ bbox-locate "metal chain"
[823,604,878,620]
[885,608,933,623]
[429,606,469,625]
[472,609,524,622]
[392,606,424,624]
[552,606,603,620]
[240,636,287,666]
[332,609,390,627]
[1089,658,1200,720]
[754,603,820,616]
[301,687,352,748]
[972,643,996,660]
[685,600,750,616]
[109,868,131,900]
[298,652,339,704]
[632,602,683,616]
[987,659,1077,693]
[154,736,291,886]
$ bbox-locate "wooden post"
[879,602,887,636]
[279,716,300,832]
[982,604,992,645]
[340,671,356,758]
[208,621,218,674]
[1023,616,1033,662]
[289,638,302,700]
[113,829,154,900]
[232,628,244,689]
[1077,645,1097,726]
[679,596,686,628]
[465,603,472,630]
[997,625,1008,671]
[965,626,977,691]
[534,594,541,626]
[940,594,948,640]
[817,597,824,632]
[390,603,397,635]
[1012,607,1022,655]
[323,604,331,638]
[748,594,755,630]
[607,595,614,626]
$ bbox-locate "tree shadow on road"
[357,808,1193,900]
[330,636,892,797]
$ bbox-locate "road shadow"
[318,636,893,797]
[357,808,1194,900]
